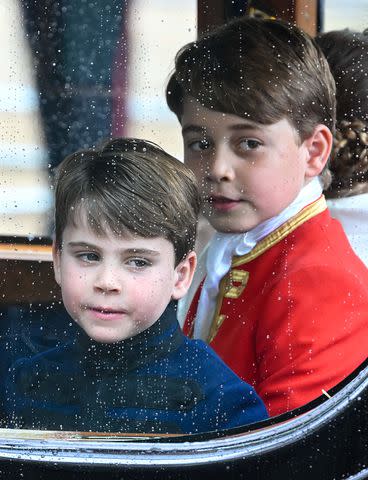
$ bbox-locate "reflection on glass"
[0,0,50,237]
[0,0,196,238]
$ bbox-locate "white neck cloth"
[193,177,323,340]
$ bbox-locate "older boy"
[166,17,368,417]
[1,138,267,434]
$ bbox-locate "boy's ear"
[172,251,197,300]
[304,124,333,179]
[52,242,61,286]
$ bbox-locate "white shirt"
[327,192,368,267]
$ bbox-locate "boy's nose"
[94,268,121,294]
[206,148,235,183]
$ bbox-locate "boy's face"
[181,98,314,233]
[53,214,195,343]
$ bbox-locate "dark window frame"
[0,358,366,478]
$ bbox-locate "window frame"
[0,358,366,477]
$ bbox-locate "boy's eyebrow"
[182,122,261,136]
[67,242,160,256]
[123,248,160,256]
[182,125,206,135]
[67,241,98,249]
[228,122,261,131]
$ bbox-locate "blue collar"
[76,301,184,374]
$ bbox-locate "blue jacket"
[3,302,267,434]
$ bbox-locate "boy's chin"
[206,210,263,234]
[207,218,253,234]
[205,210,251,234]
[83,326,133,344]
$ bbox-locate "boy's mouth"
[207,195,242,212]
[85,305,127,320]
[90,306,125,313]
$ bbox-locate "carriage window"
[0,0,50,237]
[324,0,368,30]
[1,0,367,441]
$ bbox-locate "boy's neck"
[76,302,183,371]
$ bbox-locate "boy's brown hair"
[54,138,201,265]
[166,17,336,142]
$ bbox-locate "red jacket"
[184,198,368,417]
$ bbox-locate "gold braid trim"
[206,196,327,343]
[232,196,327,267]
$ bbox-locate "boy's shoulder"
[234,204,364,271]
[280,206,366,272]
[174,335,251,387]
[176,337,268,424]
[7,338,78,385]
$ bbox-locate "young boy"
[166,17,368,417]
[2,138,267,434]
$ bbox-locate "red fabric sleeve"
[255,264,368,417]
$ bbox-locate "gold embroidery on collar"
[206,196,327,343]
[232,196,327,267]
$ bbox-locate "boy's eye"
[188,139,211,152]
[77,252,100,263]
[127,258,151,269]
[238,139,261,151]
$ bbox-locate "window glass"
[0,0,367,440]
[0,0,196,238]
[324,0,368,30]
[0,0,50,237]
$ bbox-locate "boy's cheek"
[52,245,62,285]
[62,297,82,325]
